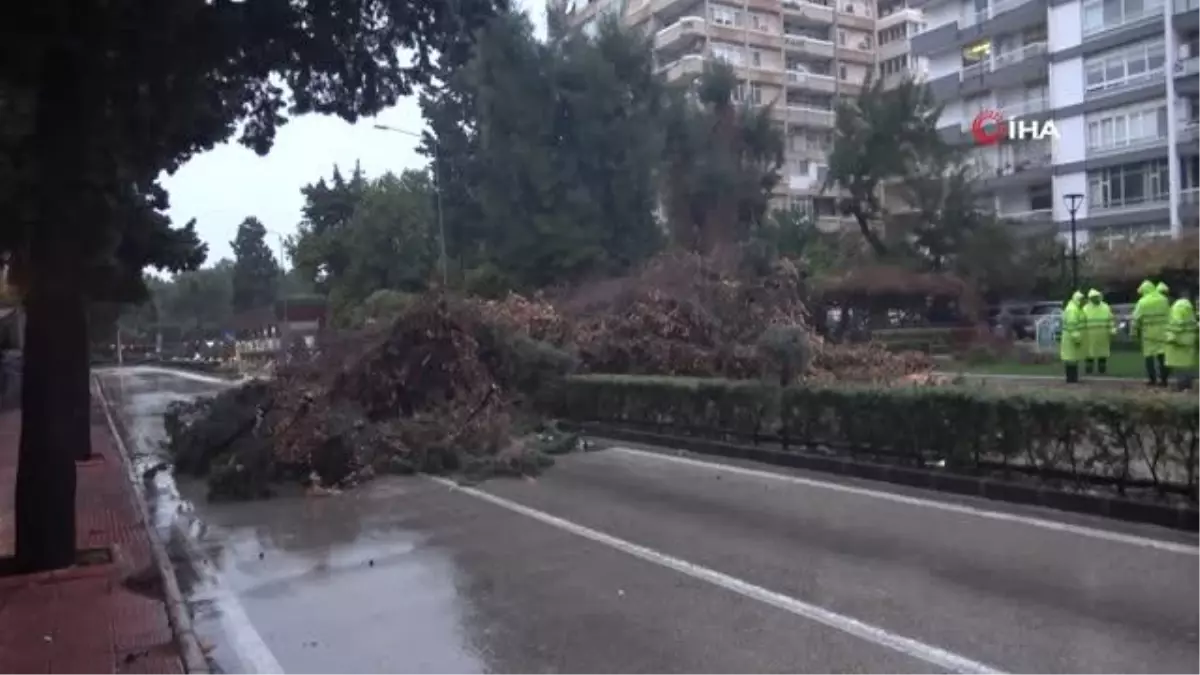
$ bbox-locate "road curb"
[92,374,211,675]
[571,423,1199,533]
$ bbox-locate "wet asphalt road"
[94,367,1200,674]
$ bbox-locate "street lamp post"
[372,123,449,287]
[1063,193,1084,292]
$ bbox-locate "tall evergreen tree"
[231,217,281,313]
[661,62,784,254]
[420,9,667,290]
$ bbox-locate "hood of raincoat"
[1088,289,1102,302]
[1070,291,1085,306]
[1156,282,1170,295]
[1138,280,1155,296]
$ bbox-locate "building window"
[1029,183,1053,211]
[1085,101,1168,152]
[839,64,849,79]
[711,5,741,26]
[1087,159,1170,210]
[838,29,847,45]
[752,50,762,66]
[1084,38,1165,94]
[750,82,763,104]
[712,43,743,65]
[1082,0,1164,36]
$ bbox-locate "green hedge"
[557,375,1199,499]
[872,327,973,355]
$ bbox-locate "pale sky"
[162,0,547,267]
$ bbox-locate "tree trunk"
[14,43,93,573]
[14,245,90,573]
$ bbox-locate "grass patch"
[950,350,1198,380]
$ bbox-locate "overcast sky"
[162,0,547,268]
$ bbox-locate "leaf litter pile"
[166,294,580,501]
[166,251,933,501]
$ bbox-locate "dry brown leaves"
[474,250,931,383]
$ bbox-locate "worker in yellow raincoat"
[1132,280,1171,386]
[1060,291,1085,384]
[1082,288,1115,375]
[1164,286,1197,391]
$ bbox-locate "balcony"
[658,53,706,80]
[786,70,838,93]
[1087,133,1168,158]
[999,208,1053,224]
[877,6,922,28]
[1089,193,1172,214]
[782,105,836,127]
[1083,5,1163,37]
[784,33,836,58]
[1176,56,1200,78]
[1182,187,1200,205]
[654,16,705,51]
[999,97,1049,117]
[960,42,1047,80]
[781,0,835,24]
[963,0,1037,27]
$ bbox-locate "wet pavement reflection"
[96,369,489,674]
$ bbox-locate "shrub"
[556,375,1199,499]
[756,326,811,386]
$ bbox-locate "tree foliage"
[291,168,437,321]
[420,10,668,290]
[825,75,943,256]
[0,0,507,572]
[662,62,784,254]
[231,217,281,313]
[825,74,1066,301]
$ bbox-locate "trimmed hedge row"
[555,375,1200,500]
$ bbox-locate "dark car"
[1005,301,1061,340]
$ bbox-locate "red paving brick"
[0,398,188,674]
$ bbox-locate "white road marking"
[609,446,1199,556]
[429,476,1006,675]
[96,371,285,674]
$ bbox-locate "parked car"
[1007,301,1062,340]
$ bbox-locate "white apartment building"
[910,0,1200,246]
[564,0,886,227]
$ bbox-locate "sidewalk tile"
[0,398,188,674]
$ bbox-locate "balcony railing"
[1083,5,1164,37]
[960,42,1047,79]
[786,105,836,123]
[654,16,704,49]
[1182,187,1200,204]
[999,96,1049,117]
[965,0,1037,26]
[999,208,1053,222]
[781,0,834,13]
[1176,56,1200,78]
[787,69,837,84]
[1176,0,1200,12]
[784,33,836,55]
[1089,193,1172,213]
[1088,133,1168,156]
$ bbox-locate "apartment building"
[564,0,889,226]
[909,0,1200,246]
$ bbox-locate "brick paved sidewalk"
[0,398,187,674]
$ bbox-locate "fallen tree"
[165,294,581,500]
[168,250,935,500]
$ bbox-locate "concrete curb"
[571,423,1200,533]
[92,375,211,675]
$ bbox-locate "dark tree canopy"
[231,218,282,313]
[0,0,508,572]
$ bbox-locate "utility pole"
[372,123,449,287]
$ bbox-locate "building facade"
[564,0,891,228]
[910,0,1200,246]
